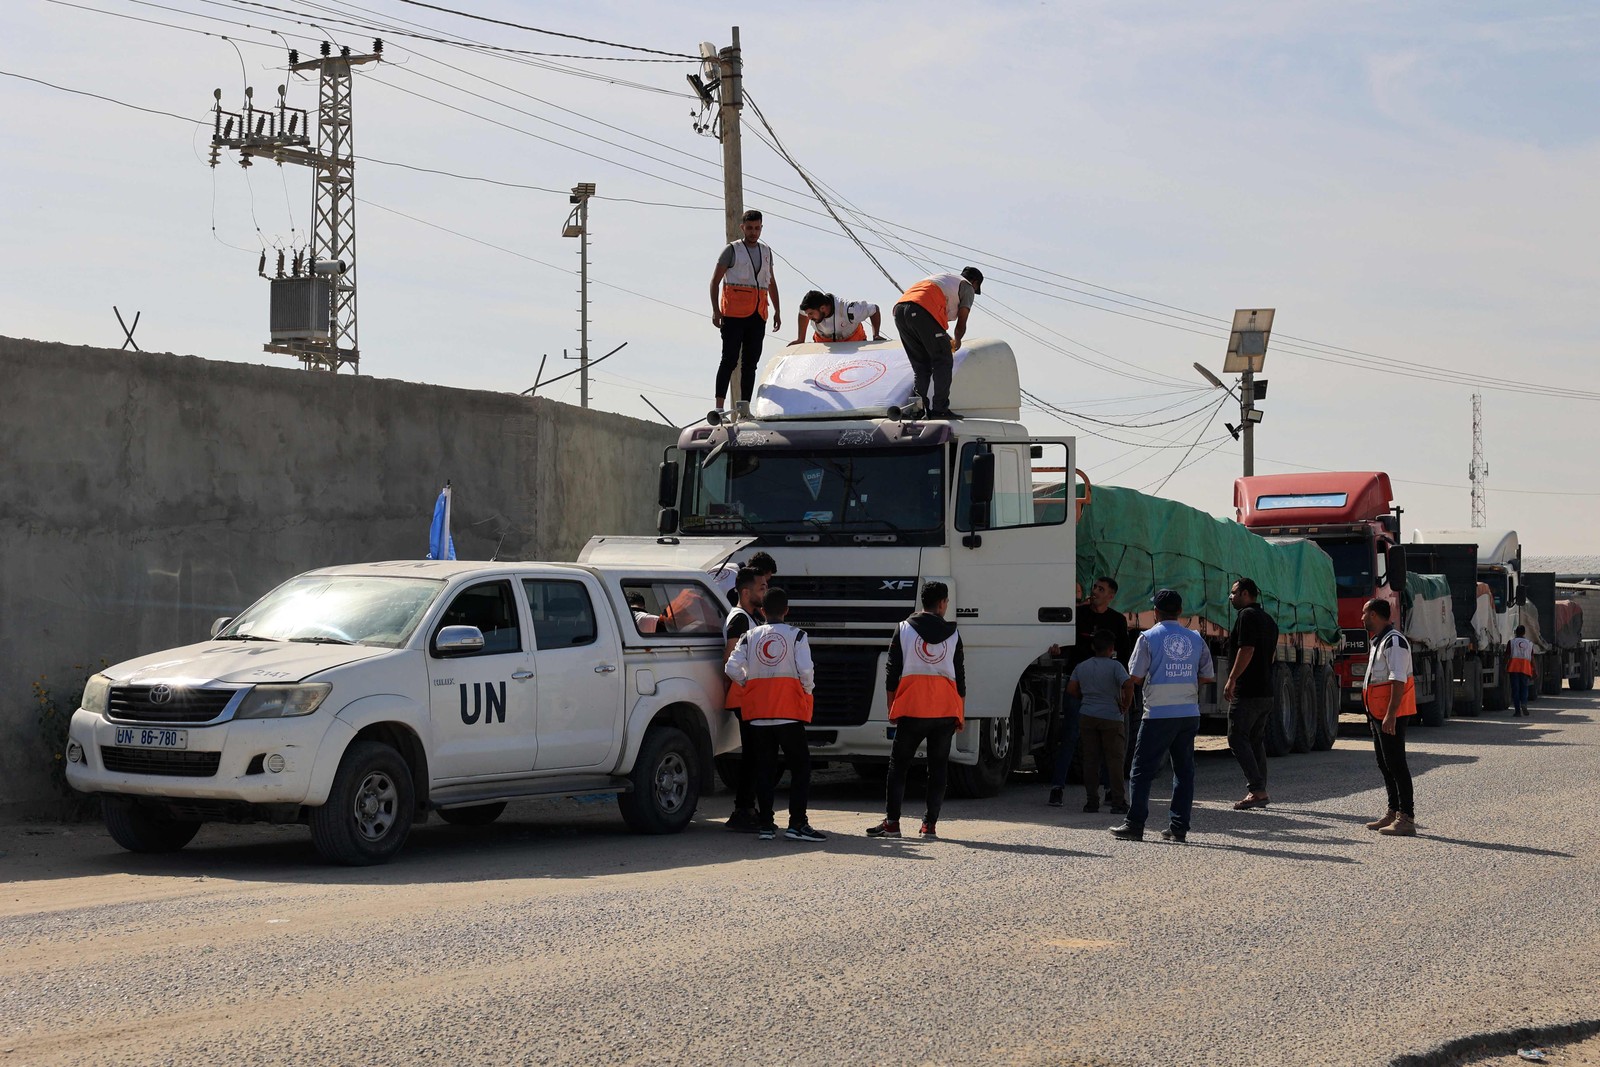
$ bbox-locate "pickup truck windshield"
[220,576,442,648]
[680,445,944,541]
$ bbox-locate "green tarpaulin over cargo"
[1402,573,1451,608]
[1076,484,1340,644]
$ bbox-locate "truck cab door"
[948,437,1077,714]
[523,576,624,771]
[426,578,538,781]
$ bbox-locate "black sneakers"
[1047,788,1064,807]
[786,823,827,842]
[866,819,901,838]
[1161,826,1188,843]
[1083,801,1100,813]
[1109,822,1144,841]
[725,808,760,833]
[757,823,778,840]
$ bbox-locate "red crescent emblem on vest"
[815,359,887,393]
[756,632,788,667]
[913,638,946,664]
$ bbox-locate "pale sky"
[4,1,1597,549]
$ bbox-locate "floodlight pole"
[1240,364,1255,477]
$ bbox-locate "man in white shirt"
[1361,598,1417,836]
[791,291,884,345]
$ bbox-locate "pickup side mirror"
[1386,545,1408,592]
[658,460,679,510]
[657,507,679,537]
[210,616,233,638]
[434,625,485,657]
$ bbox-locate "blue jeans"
[1049,693,1082,789]
[1510,672,1531,712]
[1127,715,1200,832]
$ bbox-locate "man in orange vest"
[891,267,982,417]
[790,291,884,345]
[1507,625,1535,717]
[725,587,825,841]
[868,580,965,840]
[709,209,782,410]
[1361,598,1417,836]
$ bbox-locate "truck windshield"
[1481,571,1508,611]
[1317,537,1375,599]
[219,576,443,648]
[680,445,944,542]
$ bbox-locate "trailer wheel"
[1265,664,1296,757]
[1540,653,1564,696]
[102,796,201,854]
[1292,665,1315,753]
[1573,651,1595,692]
[1437,658,1455,719]
[1483,662,1511,711]
[1457,655,1483,716]
[1419,657,1446,728]
[949,710,1017,798]
[1311,666,1339,751]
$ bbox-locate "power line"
[0,67,204,123]
[387,0,699,58]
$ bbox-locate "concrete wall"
[0,336,674,818]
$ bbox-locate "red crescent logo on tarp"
[756,632,789,667]
[914,638,946,664]
[815,359,887,393]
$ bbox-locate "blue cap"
[1152,588,1182,613]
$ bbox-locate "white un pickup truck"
[65,556,738,865]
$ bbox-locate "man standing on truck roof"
[725,587,826,842]
[1362,598,1418,836]
[1508,625,1535,717]
[1047,576,1130,808]
[710,209,782,410]
[1224,578,1279,810]
[869,581,965,840]
[891,267,983,418]
[1112,589,1214,843]
[722,567,769,833]
[790,291,884,345]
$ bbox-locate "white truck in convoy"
[65,560,735,864]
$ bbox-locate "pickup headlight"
[236,683,332,719]
[81,674,111,717]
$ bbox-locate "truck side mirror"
[657,507,679,537]
[658,460,679,509]
[1386,545,1408,592]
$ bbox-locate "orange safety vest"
[889,620,964,724]
[732,623,814,723]
[1508,637,1535,676]
[814,322,867,342]
[1362,629,1418,719]
[898,273,963,329]
[719,241,772,320]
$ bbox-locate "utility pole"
[1470,392,1488,527]
[705,29,744,244]
[1199,308,1274,478]
[562,183,596,408]
[211,39,381,372]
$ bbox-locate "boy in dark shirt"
[1223,577,1279,809]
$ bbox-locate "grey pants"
[1227,696,1275,793]
[893,301,953,411]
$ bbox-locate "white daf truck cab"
[65,558,738,865]
[604,337,1078,797]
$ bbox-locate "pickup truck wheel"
[102,796,201,853]
[438,802,507,827]
[949,711,1016,799]
[1311,666,1339,751]
[1457,655,1483,715]
[309,741,415,866]
[1265,664,1295,757]
[618,726,700,834]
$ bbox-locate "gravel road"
[4,692,1598,1067]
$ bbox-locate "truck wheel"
[1311,665,1339,750]
[102,796,201,853]
[1291,666,1315,753]
[1457,655,1483,716]
[309,741,415,866]
[949,712,1017,798]
[618,726,701,834]
[1437,658,1455,720]
[438,802,507,827]
[1265,664,1296,757]
[1541,654,1564,696]
[1419,657,1446,728]
[1483,663,1510,711]
[1573,652,1596,692]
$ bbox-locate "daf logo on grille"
[148,684,174,705]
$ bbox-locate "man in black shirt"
[1223,577,1279,809]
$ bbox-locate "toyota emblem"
[148,684,174,705]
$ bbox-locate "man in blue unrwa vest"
[1112,588,1215,843]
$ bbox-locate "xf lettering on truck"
[459,681,507,725]
[881,579,914,591]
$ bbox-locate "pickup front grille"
[109,685,236,724]
[100,748,221,777]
